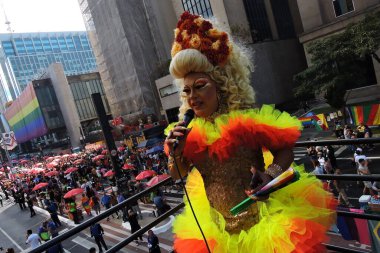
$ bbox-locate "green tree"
[294,11,380,109]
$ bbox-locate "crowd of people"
[306,121,378,207]
[0,144,168,252]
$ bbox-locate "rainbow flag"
[298,113,329,131]
[347,104,380,126]
[4,84,48,143]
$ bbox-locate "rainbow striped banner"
[298,114,329,130]
[347,104,380,126]
[4,84,48,143]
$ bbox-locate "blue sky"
[0,0,85,33]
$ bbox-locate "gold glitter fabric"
[195,147,264,234]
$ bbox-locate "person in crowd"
[26,229,41,250]
[89,247,96,253]
[326,145,337,170]
[68,198,80,224]
[147,230,161,253]
[90,223,108,253]
[317,152,325,170]
[117,191,128,222]
[26,196,36,217]
[47,200,62,227]
[127,209,143,246]
[306,145,317,163]
[82,193,92,216]
[130,192,143,220]
[17,190,26,210]
[38,221,50,242]
[343,125,351,139]
[311,160,324,175]
[91,195,101,216]
[372,181,380,196]
[0,192,3,207]
[101,191,113,221]
[333,169,352,207]
[357,159,374,195]
[110,191,119,219]
[356,122,366,138]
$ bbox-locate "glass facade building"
[0,31,97,101]
[67,73,110,122]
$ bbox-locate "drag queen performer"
[164,12,335,253]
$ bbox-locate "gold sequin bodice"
[195,147,265,234]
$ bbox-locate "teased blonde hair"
[170,45,255,119]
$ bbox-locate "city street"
[0,195,181,253]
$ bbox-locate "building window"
[333,0,354,17]
[270,0,296,39]
[181,0,213,18]
[243,0,272,42]
[159,84,178,98]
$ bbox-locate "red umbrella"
[35,163,44,167]
[45,171,59,177]
[146,174,170,187]
[45,157,54,162]
[122,164,134,170]
[19,159,29,164]
[73,159,84,165]
[64,188,84,199]
[101,150,109,155]
[64,167,78,174]
[32,182,48,191]
[135,170,156,180]
[47,162,58,168]
[93,155,105,161]
[104,170,115,177]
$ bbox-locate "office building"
[0,31,98,105]
[297,0,380,86]
[78,0,307,122]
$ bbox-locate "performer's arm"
[168,155,190,180]
[165,121,191,179]
[271,149,294,172]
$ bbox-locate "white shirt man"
[26,231,41,249]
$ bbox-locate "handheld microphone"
[173,109,194,150]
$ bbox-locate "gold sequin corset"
[194,147,265,234]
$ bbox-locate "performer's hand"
[247,167,273,201]
[165,121,191,156]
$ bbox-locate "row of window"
[70,79,109,120]
[182,0,213,18]
[8,51,96,86]
[1,35,91,57]
[70,79,105,100]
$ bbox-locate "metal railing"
[29,177,175,253]
[29,137,379,253]
[294,137,380,147]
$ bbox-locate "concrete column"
[264,0,279,40]
[46,63,81,148]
